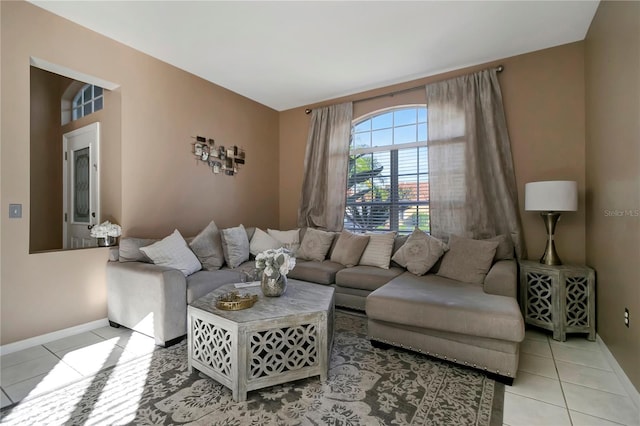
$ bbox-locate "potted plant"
[90,221,122,247]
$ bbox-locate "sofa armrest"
[107,261,187,346]
[483,260,517,298]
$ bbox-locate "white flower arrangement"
[255,248,296,278]
[90,221,122,238]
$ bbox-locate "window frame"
[72,83,104,121]
[345,105,430,234]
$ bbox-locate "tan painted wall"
[280,42,586,264]
[1,1,279,345]
[585,1,640,392]
[29,67,67,251]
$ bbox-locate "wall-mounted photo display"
[190,136,245,177]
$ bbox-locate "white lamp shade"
[525,181,578,211]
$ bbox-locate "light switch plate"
[9,204,22,218]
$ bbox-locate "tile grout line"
[548,336,574,426]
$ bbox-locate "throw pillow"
[189,220,225,271]
[330,230,370,267]
[392,228,448,276]
[359,231,396,269]
[139,230,201,276]
[487,234,515,261]
[267,228,300,253]
[437,235,499,284]
[250,228,283,256]
[220,224,251,268]
[296,228,335,262]
[118,237,157,262]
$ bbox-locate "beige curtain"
[425,69,527,258]
[297,102,353,231]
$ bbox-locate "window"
[72,84,103,121]
[345,106,429,234]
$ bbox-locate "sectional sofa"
[106,223,525,383]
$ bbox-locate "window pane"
[354,119,370,133]
[419,147,428,172]
[394,124,417,145]
[94,86,103,97]
[73,147,90,223]
[418,107,427,123]
[94,97,104,112]
[84,103,92,116]
[371,112,392,130]
[83,85,91,101]
[371,128,392,147]
[394,108,416,126]
[418,123,427,142]
[353,132,370,148]
[372,151,390,173]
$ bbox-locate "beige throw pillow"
[139,230,201,276]
[220,224,251,268]
[189,220,225,270]
[249,228,283,256]
[437,235,499,284]
[391,228,448,276]
[296,228,335,261]
[359,231,396,269]
[267,228,300,253]
[330,230,370,267]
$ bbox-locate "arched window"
[72,84,103,121]
[345,105,429,234]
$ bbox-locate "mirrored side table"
[519,260,596,341]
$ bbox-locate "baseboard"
[597,334,640,411]
[0,318,109,356]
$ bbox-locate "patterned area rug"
[1,311,503,425]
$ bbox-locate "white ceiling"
[30,1,599,111]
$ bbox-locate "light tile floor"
[0,325,155,406]
[504,328,640,426]
[1,325,638,425]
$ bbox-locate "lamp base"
[539,212,563,266]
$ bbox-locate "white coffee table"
[187,279,335,402]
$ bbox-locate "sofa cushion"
[186,270,244,303]
[437,235,499,284]
[140,230,202,277]
[220,224,250,268]
[359,231,396,269]
[287,260,345,285]
[189,220,225,271]
[366,272,524,342]
[335,265,404,292]
[118,237,156,262]
[296,228,335,261]
[391,228,447,276]
[249,228,283,256]
[330,230,370,267]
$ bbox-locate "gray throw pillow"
[139,230,202,276]
[220,224,250,268]
[487,234,515,261]
[330,230,370,267]
[296,228,335,262]
[118,237,157,262]
[437,235,499,284]
[391,228,448,276]
[189,220,225,270]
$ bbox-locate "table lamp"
[525,180,577,265]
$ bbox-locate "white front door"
[63,122,100,249]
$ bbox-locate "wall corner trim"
[597,335,640,412]
[0,318,109,356]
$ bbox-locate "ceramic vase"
[260,272,287,297]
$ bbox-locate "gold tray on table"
[216,291,258,311]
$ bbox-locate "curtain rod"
[304,64,504,114]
